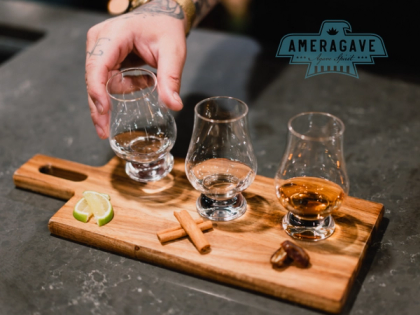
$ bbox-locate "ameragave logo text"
[276,20,387,78]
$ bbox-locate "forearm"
[192,0,219,26]
[128,0,218,34]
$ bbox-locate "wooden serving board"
[13,154,384,313]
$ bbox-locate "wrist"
[130,0,196,35]
[172,0,196,35]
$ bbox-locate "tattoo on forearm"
[87,37,110,58]
[131,0,184,19]
[122,0,217,27]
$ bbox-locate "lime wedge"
[83,191,114,227]
[73,197,93,223]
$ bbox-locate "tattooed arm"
[85,0,218,139]
[127,0,219,30]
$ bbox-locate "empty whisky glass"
[275,112,349,241]
[185,96,257,221]
[106,68,176,182]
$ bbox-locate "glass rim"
[288,112,345,141]
[106,68,157,102]
[194,96,249,123]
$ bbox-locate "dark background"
[25,0,420,85]
[14,0,419,77]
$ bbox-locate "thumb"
[156,40,186,111]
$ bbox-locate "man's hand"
[85,0,187,139]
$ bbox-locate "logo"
[276,20,387,78]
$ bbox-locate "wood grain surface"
[13,154,384,313]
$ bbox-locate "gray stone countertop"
[0,1,419,314]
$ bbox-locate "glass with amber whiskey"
[275,112,349,241]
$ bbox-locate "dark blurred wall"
[8,0,107,12]
[15,0,419,72]
[204,1,418,71]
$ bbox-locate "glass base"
[282,212,335,241]
[196,193,247,221]
[125,153,174,183]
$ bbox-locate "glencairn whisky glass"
[275,112,349,241]
[106,68,176,182]
[185,96,257,221]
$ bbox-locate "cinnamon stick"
[157,218,203,236]
[173,210,211,253]
[157,221,213,243]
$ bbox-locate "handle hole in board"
[39,164,87,182]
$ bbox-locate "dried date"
[270,246,290,268]
[270,240,310,269]
[281,240,310,268]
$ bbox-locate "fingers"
[86,36,113,115]
[156,36,187,111]
[86,26,130,138]
[88,93,109,139]
[86,13,187,141]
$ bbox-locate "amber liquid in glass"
[277,177,345,220]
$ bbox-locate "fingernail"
[94,101,104,114]
[94,124,104,138]
[173,92,183,105]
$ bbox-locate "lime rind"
[73,198,93,223]
[95,206,114,227]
